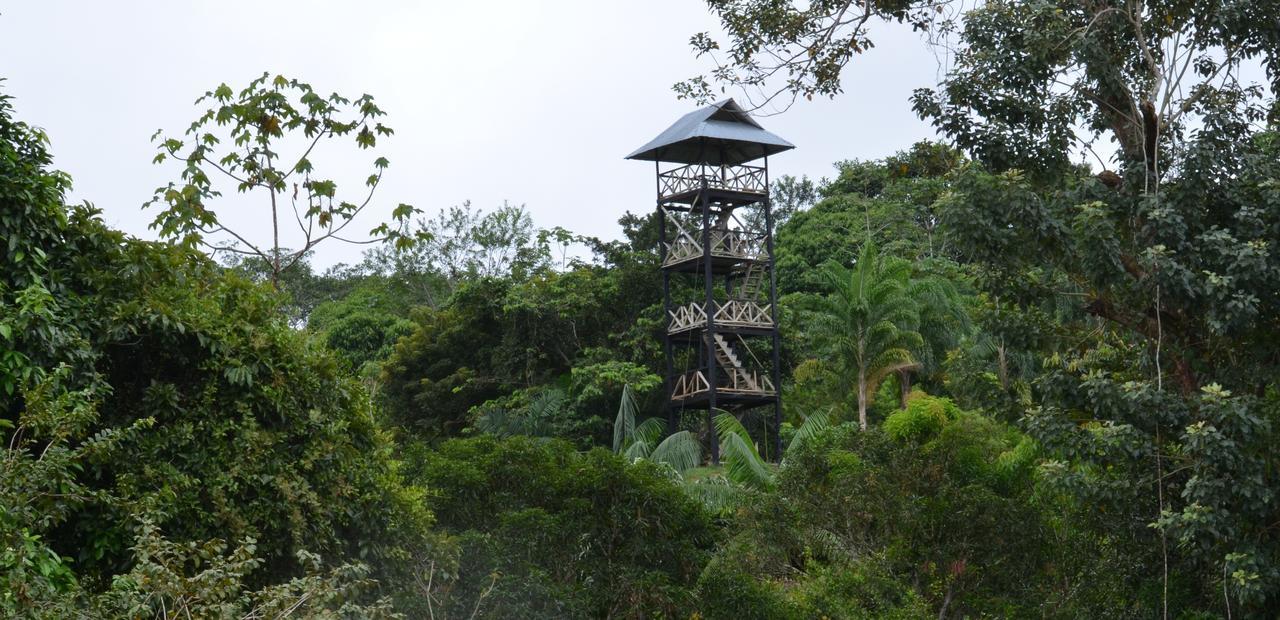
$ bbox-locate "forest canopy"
[3,1,1279,618]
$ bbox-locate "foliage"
[803,241,966,428]
[686,2,1280,610]
[675,0,950,110]
[775,142,965,295]
[882,390,959,442]
[914,2,1280,613]
[405,435,718,618]
[12,1,1280,613]
[221,250,362,326]
[0,89,436,613]
[89,521,399,619]
[718,401,1050,618]
[361,200,548,309]
[612,384,703,475]
[145,72,420,287]
[380,216,664,442]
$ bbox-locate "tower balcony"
[658,163,767,203]
[667,300,774,338]
[663,229,764,272]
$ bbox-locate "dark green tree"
[0,88,435,614]
[687,0,1280,613]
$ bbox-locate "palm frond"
[713,412,775,490]
[682,475,743,514]
[786,410,831,458]
[649,430,703,474]
[612,383,638,453]
[623,417,665,460]
[623,440,652,461]
[633,417,665,449]
[473,407,518,437]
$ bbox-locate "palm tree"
[812,242,962,429]
[611,385,830,512]
[612,384,702,473]
[713,410,830,491]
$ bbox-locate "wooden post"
[658,161,677,435]
[764,155,783,462]
[701,179,720,465]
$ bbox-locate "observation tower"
[626,99,793,463]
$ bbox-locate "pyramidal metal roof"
[625,99,794,166]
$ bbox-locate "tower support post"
[700,180,720,464]
[764,156,783,462]
[657,162,677,435]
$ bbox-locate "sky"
[0,1,944,268]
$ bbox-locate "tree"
[146,72,420,289]
[361,201,547,309]
[774,142,965,295]
[916,4,1280,612]
[739,173,818,233]
[0,88,438,614]
[809,242,962,429]
[611,384,703,474]
[685,1,1280,612]
[675,0,951,112]
[403,435,717,618]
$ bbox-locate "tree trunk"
[898,369,911,409]
[857,370,868,431]
[938,580,955,620]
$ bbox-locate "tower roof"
[625,99,794,166]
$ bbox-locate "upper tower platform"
[626,99,794,205]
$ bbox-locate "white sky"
[1,1,943,268]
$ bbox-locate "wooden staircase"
[736,262,767,300]
[712,333,761,392]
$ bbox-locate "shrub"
[882,392,959,442]
[407,435,718,618]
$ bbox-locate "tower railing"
[667,300,773,335]
[658,163,767,199]
[670,367,777,402]
[663,229,764,267]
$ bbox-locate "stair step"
[736,262,766,300]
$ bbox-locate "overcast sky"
[1,1,944,268]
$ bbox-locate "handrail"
[668,300,773,334]
[658,163,767,198]
[662,229,764,266]
[670,368,777,401]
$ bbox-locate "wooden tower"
[626,99,794,463]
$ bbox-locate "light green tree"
[146,72,420,289]
[811,242,962,429]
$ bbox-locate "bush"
[882,392,959,442]
[406,435,718,618]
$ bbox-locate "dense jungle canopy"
[3,1,1279,618]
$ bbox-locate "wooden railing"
[658,163,767,198]
[670,368,777,402]
[668,303,708,335]
[715,299,773,328]
[671,371,711,402]
[663,229,763,267]
[668,300,773,335]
